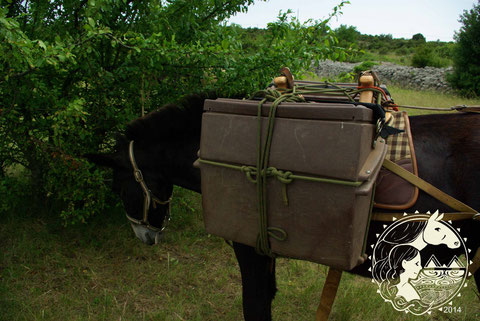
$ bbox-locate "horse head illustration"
[421,211,460,249]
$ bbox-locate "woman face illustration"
[401,252,422,280]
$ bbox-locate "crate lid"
[204,98,373,122]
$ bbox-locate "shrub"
[448,1,480,96]
[411,45,449,68]
[412,33,426,42]
[0,1,353,224]
[411,46,433,68]
[397,47,409,56]
[353,61,378,74]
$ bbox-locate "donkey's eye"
[435,227,440,232]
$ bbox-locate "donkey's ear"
[84,153,118,168]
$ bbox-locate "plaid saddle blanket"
[374,111,419,210]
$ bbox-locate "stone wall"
[313,60,453,92]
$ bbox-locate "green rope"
[250,88,308,257]
[284,82,386,104]
[197,159,363,188]
[201,83,383,258]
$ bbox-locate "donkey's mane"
[125,92,217,143]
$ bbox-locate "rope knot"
[241,165,257,183]
[273,168,293,184]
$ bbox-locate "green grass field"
[1,87,479,321]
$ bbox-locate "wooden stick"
[273,76,288,89]
[359,73,374,103]
[315,268,343,321]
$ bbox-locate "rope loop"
[268,227,288,241]
[241,165,258,183]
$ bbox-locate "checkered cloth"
[374,111,418,209]
[386,111,411,162]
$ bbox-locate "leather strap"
[382,158,478,214]
[468,248,480,276]
[458,106,480,113]
[128,140,172,232]
[315,268,342,321]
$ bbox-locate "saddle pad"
[374,111,419,209]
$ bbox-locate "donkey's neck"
[163,137,202,193]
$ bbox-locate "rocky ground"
[313,60,453,92]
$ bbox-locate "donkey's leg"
[233,242,277,321]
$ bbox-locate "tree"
[411,33,426,42]
[448,1,480,96]
[411,45,434,68]
[0,0,352,223]
[335,24,360,49]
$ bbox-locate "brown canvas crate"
[198,98,387,270]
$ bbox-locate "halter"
[127,140,172,232]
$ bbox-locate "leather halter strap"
[127,140,172,232]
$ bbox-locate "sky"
[228,0,478,42]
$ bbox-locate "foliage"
[448,1,480,96]
[411,33,426,42]
[334,24,360,49]
[228,23,456,68]
[0,0,352,224]
[352,61,378,74]
[411,46,432,68]
[411,45,450,68]
[331,28,454,67]
[330,61,379,83]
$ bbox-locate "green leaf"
[38,40,47,50]
[221,39,229,50]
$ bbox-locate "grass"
[1,87,480,321]
[387,85,480,115]
[348,49,453,68]
[351,51,414,66]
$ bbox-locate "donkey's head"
[86,137,173,245]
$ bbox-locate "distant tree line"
[230,23,455,68]
[229,2,480,97]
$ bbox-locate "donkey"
[87,92,480,321]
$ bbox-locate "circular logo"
[371,211,468,315]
